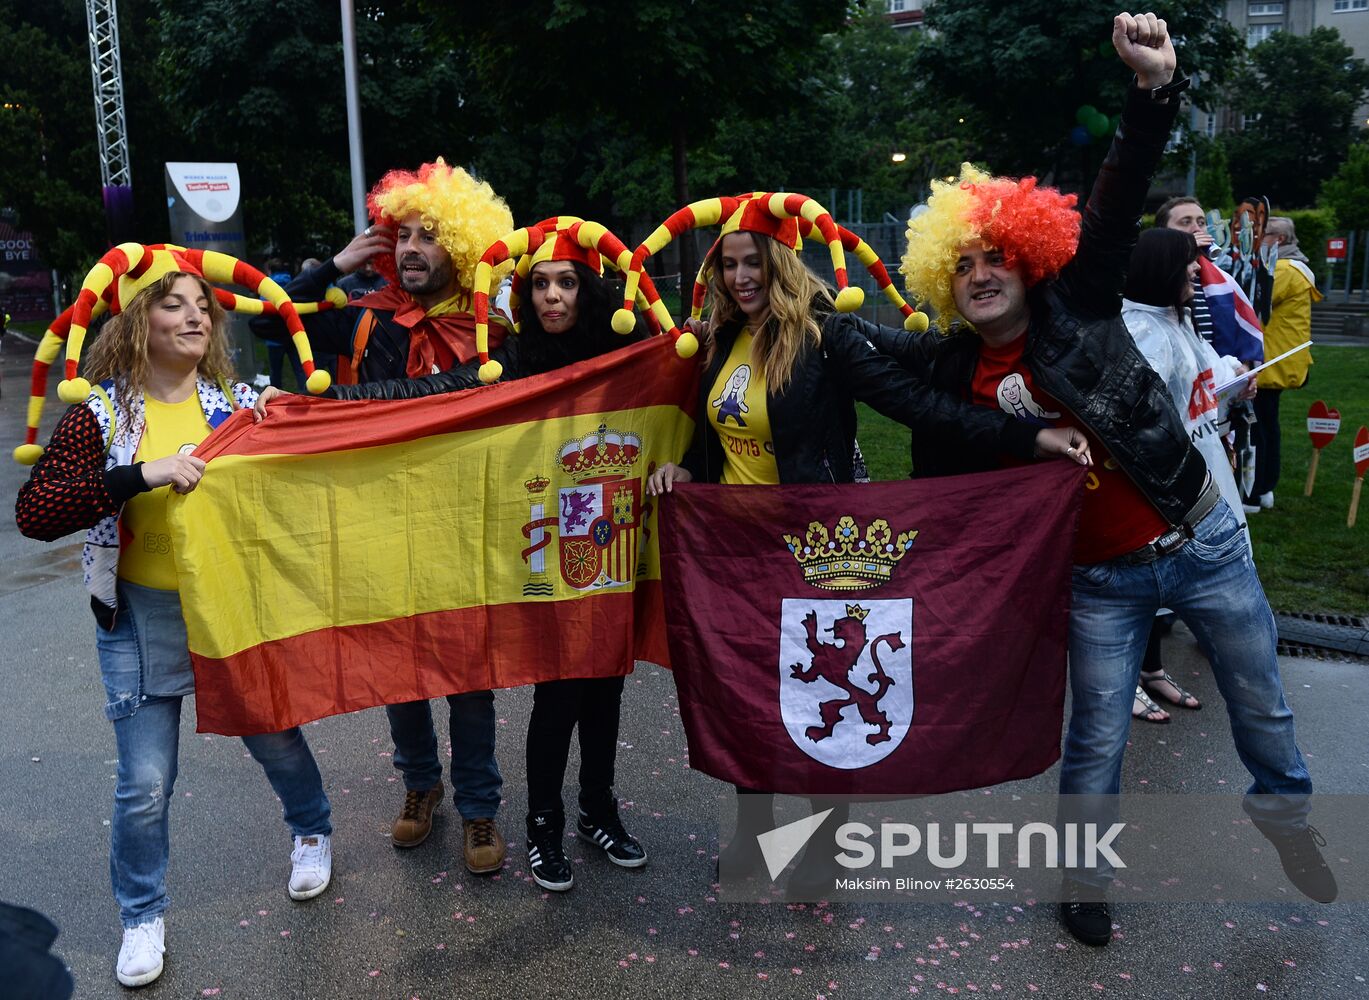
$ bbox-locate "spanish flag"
[170,337,698,736]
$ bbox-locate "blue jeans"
[1059,501,1311,885]
[97,599,331,928]
[386,693,502,820]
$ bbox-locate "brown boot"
[463,818,506,874]
[392,786,444,848]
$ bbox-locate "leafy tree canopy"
[1224,27,1369,208]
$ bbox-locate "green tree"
[918,0,1241,190]
[154,0,486,258]
[1194,138,1234,213]
[0,0,111,275]
[816,7,974,219]
[419,0,852,277]
[1320,141,1369,232]
[1224,27,1369,208]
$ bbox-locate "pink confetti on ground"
[280,931,290,938]
[201,990,221,996]
[238,920,249,928]
[368,970,381,978]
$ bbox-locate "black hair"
[1125,228,1198,324]
[516,260,645,375]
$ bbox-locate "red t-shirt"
[971,336,1169,564]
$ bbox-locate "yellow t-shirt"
[119,393,211,591]
[709,328,780,485]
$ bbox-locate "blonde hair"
[704,233,831,394]
[82,272,235,409]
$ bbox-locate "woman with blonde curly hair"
[17,254,333,989]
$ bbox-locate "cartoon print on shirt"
[713,363,752,427]
[995,373,1060,423]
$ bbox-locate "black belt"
[1116,478,1222,566]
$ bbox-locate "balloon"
[1076,105,1099,127]
[1086,111,1111,138]
[1070,125,1092,146]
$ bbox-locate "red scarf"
[352,284,503,378]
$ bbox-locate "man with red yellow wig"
[251,158,514,875]
[877,12,1333,945]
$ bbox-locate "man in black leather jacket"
[876,12,1333,944]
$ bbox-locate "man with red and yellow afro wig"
[874,10,1334,945]
[248,159,515,877]
[899,163,1080,329]
[251,157,513,387]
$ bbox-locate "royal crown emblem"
[783,515,917,591]
[521,423,646,594]
[559,424,641,481]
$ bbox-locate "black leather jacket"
[868,83,1210,527]
[682,307,1039,485]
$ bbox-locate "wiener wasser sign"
[164,162,245,258]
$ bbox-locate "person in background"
[1250,216,1320,511]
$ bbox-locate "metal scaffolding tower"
[86,0,134,240]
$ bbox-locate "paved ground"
[1,340,1366,999]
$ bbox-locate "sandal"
[1132,685,1170,724]
[1140,669,1201,710]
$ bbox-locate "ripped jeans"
[97,583,331,928]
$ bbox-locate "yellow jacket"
[1258,258,1321,390]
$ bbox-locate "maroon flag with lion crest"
[659,462,1086,795]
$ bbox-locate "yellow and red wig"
[366,157,514,300]
[900,164,1080,328]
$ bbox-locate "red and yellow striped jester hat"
[471,218,678,383]
[690,214,931,333]
[14,243,335,465]
[617,192,868,339]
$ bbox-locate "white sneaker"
[1259,491,1275,509]
[1242,502,1261,514]
[116,916,165,987]
[288,834,333,900]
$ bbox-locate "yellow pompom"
[306,369,332,395]
[325,286,347,307]
[58,377,91,404]
[904,311,930,333]
[13,443,43,466]
[611,308,637,335]
[675,331,699,359]
[478,359,503,384]
[834,286,865,312]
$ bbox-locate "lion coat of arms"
[777,516,917,769]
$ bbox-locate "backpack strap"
[336,309,379,386]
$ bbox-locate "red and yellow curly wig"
[366,157,514,296]
[901,163,1080,328]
